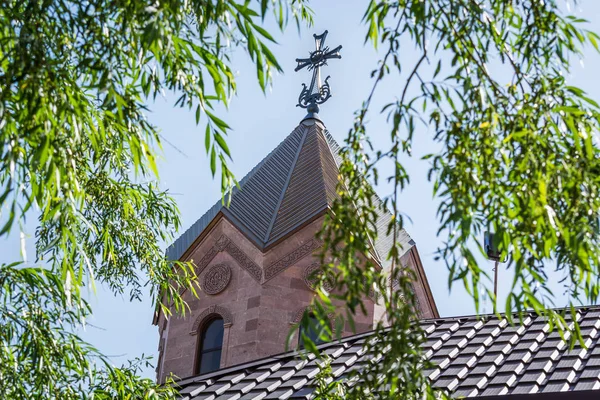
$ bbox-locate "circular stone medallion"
[303,263,333,292]
[202,264,232,295]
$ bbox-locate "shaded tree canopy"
[1,0,600,399]
[0,0,312,397]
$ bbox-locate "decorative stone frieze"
[223,237,263,282]
[194,235,262,283]
[386,277,422,316]
[290,306,334,326]
[264,238,322,281]
[195,246,219,274]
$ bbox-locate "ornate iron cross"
[295,30,342,117]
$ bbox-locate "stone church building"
[154,116,600,400]
[154,118,439,382]
[155,32,600,400]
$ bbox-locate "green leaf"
[210,146,216,177]
[214,132,231,158]
[205,124,211,153]
[434,59,442,78]
[588,31,600,52]
[260,43,282,72]
[206,110,231,131]
[260,0,268,19]
[254,24,277,43]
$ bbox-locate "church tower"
[154,32,438,383]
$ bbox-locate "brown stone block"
[344,321,373,335]
[247,295,260,309]
[261,284,285,297]
[228,342,258,365]
[256,318,280,332]
[259,294,294,310]
[258,307,286,322]
[290,277,307,290]
[162,358,192,381]
[238,308,259,323]
[187,298,201,310]
[285,289,313,304]
[169,321,192,337]
[245,318,259,332]
[256,341,286,357]
[230,327,258,345]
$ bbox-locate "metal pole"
[493,260,499,313]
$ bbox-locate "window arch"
[196,316,224,374]
[298,313,327,348]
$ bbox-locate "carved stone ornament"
[291,306,310,325]
[290,306,334,327]
[194,235,262,283]
[201,264,232,295]
[194,236,323,284]
[190,305,234,335]
[264,238,322,281]
[303,263,334,292]
[385,278,422,316]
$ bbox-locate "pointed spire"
[166,120,415,271]
[267,121,339,244]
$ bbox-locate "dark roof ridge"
[419,303,600,325]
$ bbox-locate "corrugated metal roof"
[166,121,414,266]
[165,124,306,260]
[174,306,600,399]
[267,124,337,244]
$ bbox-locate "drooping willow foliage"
[1,0,600,399]
[0,1,312,398]
[303,0,600,398]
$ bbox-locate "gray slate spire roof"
[166,120,413,266]
[174,306,600,400]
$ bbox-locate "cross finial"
[295,30,342,120]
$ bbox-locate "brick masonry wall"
[156,215,436,382]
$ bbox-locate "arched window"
[298,314,326,347]
[196,317,224,374]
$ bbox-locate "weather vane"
[295,30,342,119]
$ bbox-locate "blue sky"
[3,0,600,379]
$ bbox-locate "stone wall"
[156,215,436,382]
